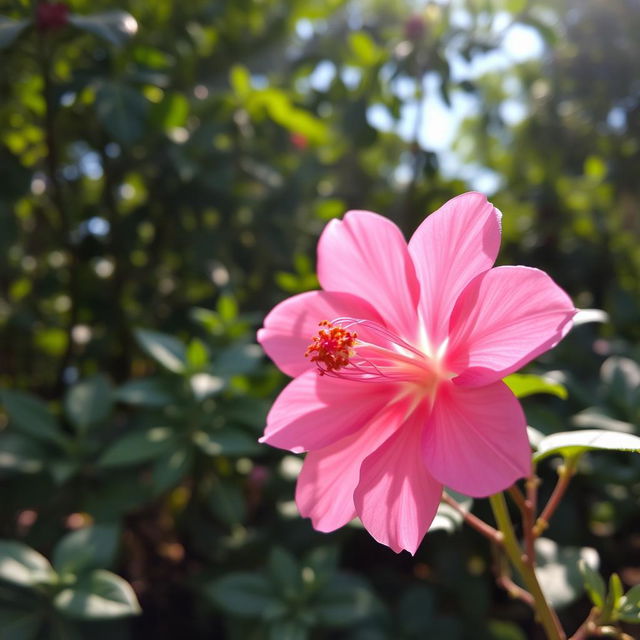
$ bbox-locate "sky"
[301,9,545,193]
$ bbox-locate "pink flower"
[258,192,576,554]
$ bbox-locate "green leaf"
[534,429,640,463]
[98,427,177,467]
[315,573,376,627]
[579,558,606,608]
[152,447,192,494]
[0,607,43,640]
[192,427,259,456]
[95,82,148,145]
[190,373,225,400]
[64,376,113,433]
[208,478,247,526]
[602,573,624,623]
[115,378,174,407]
[205,572,281,617]
[0,540,55,588]
[349,31,381,66]
[151,92,189,130]
[1,389,62,444]
[52,524,120,575]
[503,373,568,400]
[267,547,301,598]
[230,65,252,97]
[134,329,186,374]
[214,343,263,377]
[0,433,47,474]
[186,338,209,371]
[303,547,339,589]
[0,17,30,50]
[534,538,599,609]
[573,308,609,326]
[54,569,141,620]
[619,584,640,623]
[68,11,137,46]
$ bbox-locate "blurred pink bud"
[36,2,69,31]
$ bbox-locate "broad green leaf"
[152,447,192,494]
[534,538,598,609]
[54,569,141,620]
[205,572,280,617]
[95,82,148,145]
[527,426,545,450]
[186,338,209,370]
[302,547,339,591]
[573,308,608,326]
[1,389,62,444]
[0,433,47,474]
[151,92,189,130]
[98,427,177,467]
[0,607,43,640]
[64,375,113,433]
[50,460,79,486]
[134,329,186,373]
[315,573,376,627]
[572,409,634,433]
[579,558,606,608]
[619,584,640,623]
[349,31,381,66]
[192,427,259,456]
[53,524,120,575]
[68,11,137,46]
[504,373,567,400]
[534,429,640,463]
[115,378,174,407]
[230,65,252,97]
[267,547,301,598]
[0,17,30,50]
[0,540,55,588]
[190,373,225,400]
[214,343,263,377]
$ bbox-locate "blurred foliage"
[0,0,639,638]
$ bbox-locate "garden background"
[1,0,640,638]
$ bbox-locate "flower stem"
[489,493,566,640]
[441,493,502,543]
[534,461,576,537]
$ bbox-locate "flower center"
[305,317,451,392]
[305,320,357,375]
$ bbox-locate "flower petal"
[260,370,397,453]
[295,399,409,532]
[447,266,576,386]
[354,404,442,554]
[317,211,420,340]
[257,290,384,378]
[422,381,530,496]
[408,192,501,349]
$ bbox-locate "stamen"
[305,320,357,375]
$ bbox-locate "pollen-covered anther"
[305,320,357,375]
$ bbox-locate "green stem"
[489,493,566,640]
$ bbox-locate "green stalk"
[489,493,565,640]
